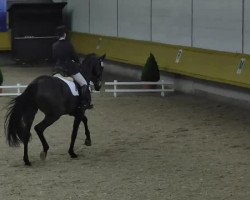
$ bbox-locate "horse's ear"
[99,54,106,61]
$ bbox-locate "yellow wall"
[1,31,250,89]
[0,31,11,51]
[71,32,250,89]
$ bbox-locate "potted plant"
[141,53,160,88]
[0,69,3,93]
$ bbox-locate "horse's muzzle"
[94,81,102,91]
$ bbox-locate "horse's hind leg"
[82,115,91,146]
[68,116,81,158]
[23,139,31,166]
[34,115,59,160]
[23,108,37,166]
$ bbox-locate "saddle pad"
[53,74,79,96]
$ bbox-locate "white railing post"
[17,83,21,95]
[114,80,117,98]
[161,80,165,97]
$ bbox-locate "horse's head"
[81,54,106,91]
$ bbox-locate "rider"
[52,25,92,109]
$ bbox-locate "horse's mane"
[82,53,98,67]
[80,53,99,82]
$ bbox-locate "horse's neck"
[81,56,95,84]
[81,71,90,85]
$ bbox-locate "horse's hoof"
[40,151,47,161]
[85,139,92,146]
[24,161,31,166]
[69,151,78,158]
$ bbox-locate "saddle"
[53,73,79,96]
[53,74,93,110]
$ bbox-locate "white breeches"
[72,73,87,86]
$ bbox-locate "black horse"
[4,53,106,166]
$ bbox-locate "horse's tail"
[4,83,37,147]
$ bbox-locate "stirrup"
[87,104,94,109]
[83,103,94,110]
[78,103,94,110]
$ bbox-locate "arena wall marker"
[236,58,246,75]
[175,49,183,64]
[96,37,102,49]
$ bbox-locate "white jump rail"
[0,84,27,96]
[105,80,174,97]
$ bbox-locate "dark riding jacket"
[52,39,80,76]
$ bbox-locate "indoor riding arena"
[1,0,250,200]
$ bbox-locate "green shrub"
[0,69,3,85]
[141,53,160,82]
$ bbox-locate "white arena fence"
[0,83,100,97]
[0,84,27,96]
[105,80,174,97]
[0,80,174,97]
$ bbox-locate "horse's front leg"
[82,115,92,146]
[68,116,81,158]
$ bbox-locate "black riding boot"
[79,85,93,109]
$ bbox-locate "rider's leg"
[72,72,87,86]
[72,73,92,109]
